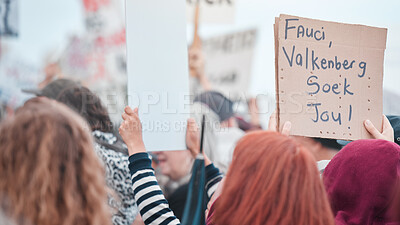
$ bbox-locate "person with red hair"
[208,131,335,225]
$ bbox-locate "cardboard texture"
[274,14,387,140]
[125,0,190,151]
[200,29,257,100]
[186,0,235,23]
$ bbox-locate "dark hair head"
[34,79,113,132]
[194,91,234,122]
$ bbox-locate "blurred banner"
[200,29,257,100]
[58,0,127,122]
[0,0,18,37]
[186,0,235,23]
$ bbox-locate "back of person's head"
[213,131,335,225]
[25,79,113,132]
[323,139,400,225]
[293,136,340,161]
[194,91,234,123]
[0,97,111,225]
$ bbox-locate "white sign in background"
[125,0,190,151]
[201,29,257,100]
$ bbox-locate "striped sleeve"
[128,153,223,225]
[129,153,181,225]
[205,164,223,199]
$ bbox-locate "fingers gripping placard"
[274,14,387,140]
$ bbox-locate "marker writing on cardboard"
[306,103,353,125]
[283,18,363,127]
[282,45,367,77]
[285,18,326,41]
[283,18,367,77]
[306,75,354,125]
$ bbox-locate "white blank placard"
[125,0,190,151]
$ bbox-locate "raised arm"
[119,106,222,225]
[129,152,180,225]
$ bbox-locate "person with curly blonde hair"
[0,97,111,225]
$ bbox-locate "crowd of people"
[0,48,400,225]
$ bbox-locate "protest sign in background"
[275,14,387,140]
[200,29,257,100]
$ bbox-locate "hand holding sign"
[268,110,292,136]
[186,118,200,157]
[186,118,211,166]
[364,115,394,142]
[119,106,146,155]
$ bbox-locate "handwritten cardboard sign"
[186,0,235,23]
[275,14,387,140]
[125,0,190,151]
[199,29,257,100]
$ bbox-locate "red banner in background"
[57,0,127,122]
[83,0,110,12]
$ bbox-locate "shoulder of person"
[92,130,129,156]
